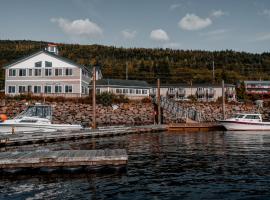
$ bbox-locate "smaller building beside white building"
[243,80,270,95]
[150,83,236,102]
[95,79,151,100]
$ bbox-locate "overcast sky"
[0,0,270,53]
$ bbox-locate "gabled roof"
[95,79,150,88]
[4,50,90,72]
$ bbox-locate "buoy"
[0,114,7,122]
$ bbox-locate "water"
[1,131,270,200]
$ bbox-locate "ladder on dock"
[153,96,202,122]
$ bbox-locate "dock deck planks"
[168,123,225,131]
[0,149,128,170]
[0,125,166,147]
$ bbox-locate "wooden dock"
[168,123,225,132]
[0,125,166,147]
[0,149,127,172]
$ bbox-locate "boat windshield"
[244,115,261,120]
[233,114,245,118]
[15,105,52,121]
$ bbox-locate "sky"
[0,0,270,53]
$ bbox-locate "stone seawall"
[0,99,269,125]
[0,100,155,126]
[176,102,269,122]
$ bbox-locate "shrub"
[97,92,114,106]
[141,97,152,103]
[187,95,197,102]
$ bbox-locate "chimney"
[45,44,59,55]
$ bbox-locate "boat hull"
[219,120,270,131]
[0,122,82,134]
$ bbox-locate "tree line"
[0,40,269,85]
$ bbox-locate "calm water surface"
[0,131,270,200]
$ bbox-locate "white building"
[4,44,102,97]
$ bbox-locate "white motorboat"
[0,104,82,134]
[219,113,270,131]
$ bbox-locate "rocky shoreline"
[0,99,268,125]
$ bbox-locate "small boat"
[0,103,82,134]
[219,113,270,131]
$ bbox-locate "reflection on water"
[1,131,270,200]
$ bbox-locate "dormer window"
[35,61,42,67]
[45,61,52,67]
[45,44,59,55]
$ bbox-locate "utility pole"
[126,62,128,80]
[157,78,161,125]
[92,66,97,129]
[222,80,226,120]
[212,60,215,84]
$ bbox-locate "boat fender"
[0,114,7,122]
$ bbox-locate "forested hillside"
[0,40,270,84]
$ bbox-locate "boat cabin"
[15,104,52,121]
[231,114,262,122]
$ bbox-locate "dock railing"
[153,96,202,122]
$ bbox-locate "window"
[19,69,26,76]
[55,69,62,76]
[28,69,33,76]
[82,86,85,94]
[34,69,42,76]
[45,61,52,67]
[129,89,135,94]
[65,68,73,76]
[34,86,41,93]
[245,115,260,119]
[168,88,175,93]
[45,69,52,76]
[44,86,52,93]
[235,114,245,118]
[8,69,16,77]
[35,61,42,67]
[116,89,122,94]
[123,89,129,94]
[55,85,62,93]
[65,85,72,93]
[18,86,26,93]
[8,86,15,93]
[82,70,89,77]
[136,89,141,94]
[142,90,148,94]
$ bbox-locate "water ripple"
[1,131,270,199]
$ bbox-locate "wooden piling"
[92,66,97,129]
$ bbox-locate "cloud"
[210,10,226,18]
[200,29,229,36]
[178,14,212,31]
[255,33,270,41]
[260,9,270,17]
[51,18,103,38]
[150,29,170,41]
[121,30,137,39]
[170,3,181,10]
